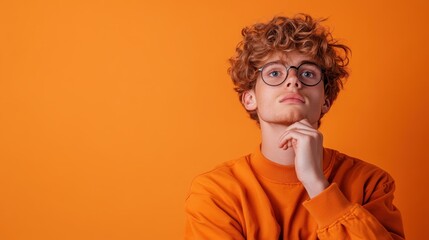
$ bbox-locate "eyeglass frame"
[257,61,325,87]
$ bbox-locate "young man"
[185,14,405,239]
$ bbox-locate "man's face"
[242,51,329,128]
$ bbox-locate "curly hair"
[228,14,351,123]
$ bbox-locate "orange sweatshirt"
[185,147,404,239]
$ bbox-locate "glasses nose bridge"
[284,65,301,87]
[285,65,299,76]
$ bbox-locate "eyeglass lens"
[261,62,322,86]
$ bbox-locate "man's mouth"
[279,93,305,103]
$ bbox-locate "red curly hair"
[228,14,351,123]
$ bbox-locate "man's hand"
[278,119,329,198]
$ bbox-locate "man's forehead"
[261,51,316,65]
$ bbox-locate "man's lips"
[279,93,305,103]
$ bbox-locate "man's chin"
[259,112,307,126]
[280,115,306,126]
[263,117,305,127]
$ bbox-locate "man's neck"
[260,122,296,166]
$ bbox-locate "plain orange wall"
[1,0,428,239]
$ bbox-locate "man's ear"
[242,90,257,111]
[321,98,331,114]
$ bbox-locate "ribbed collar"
[250,145,335,184]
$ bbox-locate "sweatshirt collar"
[250,145,334,184]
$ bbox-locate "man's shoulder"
[187,153,255,197]
[192,154,252,183]
[325,148,394,183]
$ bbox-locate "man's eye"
[301,71,314,78]
[268,71,282,78]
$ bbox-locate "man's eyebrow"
[266,60,319,66]
[258,59,320,69]
[298,60,319,65]
[284,60,319,66]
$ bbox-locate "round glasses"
[258,61,324,87]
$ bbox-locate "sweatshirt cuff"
[302,183,354,228]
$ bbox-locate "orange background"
[0,0,428,239]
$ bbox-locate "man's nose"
[284,68,302,88]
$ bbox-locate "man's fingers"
[279,130,306,148]
[281,139,296,150]
[279,127,318,143]
[279,128,321,148]
[278,119,322,149]
[285,120,315,131]
[299,118,313,128]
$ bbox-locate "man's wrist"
[303,177,329,198]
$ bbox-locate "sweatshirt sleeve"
[184,174,246,240]
[302,182,405,240]
[185,193,245,240]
